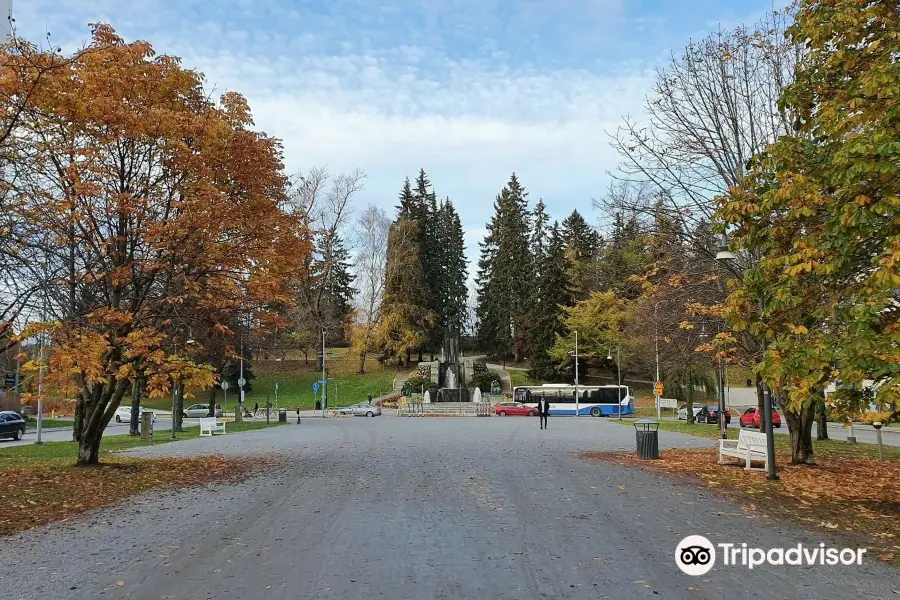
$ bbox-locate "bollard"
[846,420,857,444]
[873,421,884,461]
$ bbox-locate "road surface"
[0,417,187,448]
[1,417,896,599]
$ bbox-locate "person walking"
[253,401,259,417]
[537,395,550,430]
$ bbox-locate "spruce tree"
[528,223,574,381]
[561,209,601,300]
[475,173,532,362]
[440,200,468,335]
[396,177,415,217]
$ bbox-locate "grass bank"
[0,421,286,536]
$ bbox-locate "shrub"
[469,371,501,393]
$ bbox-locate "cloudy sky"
[16,0,775,269]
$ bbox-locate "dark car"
[0,411,26,441]
[697,405,731,425]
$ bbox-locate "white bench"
[199,417,226,436]
[719,430,768,471]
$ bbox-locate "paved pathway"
[1,417,896,599]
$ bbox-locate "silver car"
[338,403,382,417]
[183,404,223,418]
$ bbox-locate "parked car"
[494,402,538,417]
[696,405,732,425]
[113,405,155,423]
[338,403,382,417]
[182,404,223,418]
[0,411,26,441]
[739,406,782,428]
[677,403,704,421]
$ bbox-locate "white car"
[183,403,223,418]
[677,403,704,421]
[113,405,154,423]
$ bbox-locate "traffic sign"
[654,381,664,397]
[237,377,246,388]
[220,380,229,391]
[317,378,330,384]
[312,382,320,393]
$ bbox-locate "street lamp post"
[607,347,622,420]
[570,330,579,417]
[655,301,661,420]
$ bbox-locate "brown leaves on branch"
[0,454,279,536]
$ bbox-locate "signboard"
[654,381,664,397]
[312,382,320,393]
[658,398,678,409]
[220,380,229,391]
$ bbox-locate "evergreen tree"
[530,199,550,272]
[528,223,574,381]
[439,199,469,336]
[396,177,415,217]
[320,233,356,330]
[475,173,532,362]
[596,212,649,300]
[561,209,601,299]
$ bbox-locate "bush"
[401,375,434,396]
[469,371,501,393]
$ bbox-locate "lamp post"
[607,347,622,420]
[719,232,777,479]
[654,301,662,419]
[570,330,579,417]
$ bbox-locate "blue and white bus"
[513,384,634,417]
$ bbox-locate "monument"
[437,325,470,402]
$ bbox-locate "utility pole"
[617,346,622,421]
[572,330,579,417]
[321,330,327,418]
[655,302,661,420]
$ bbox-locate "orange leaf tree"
[3,25,308,464]
[718,0,900,462]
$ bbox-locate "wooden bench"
[719,430,767,471]
[199,417,226,436]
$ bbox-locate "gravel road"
[1,416,896,600]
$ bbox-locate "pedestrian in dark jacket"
[537,396,550,430]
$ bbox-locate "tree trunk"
[174,382,185,432]
[686,367,695,424]
[77,428,102,465]
[406,349,411,365]
[303,350,309,365]
[73,394,85,442]
[207,386,217,417]
[358,351,367,375]
[816,398,829,440]
[417,347,423,363]
[784,400,816,464]
[129,377,144,436]
[755,373,766,434]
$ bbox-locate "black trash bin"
[278,410,287,423]
[634,419,660,459]
[315,400,321,411]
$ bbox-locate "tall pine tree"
[476,173,532,362]
[561,209,601,300]
[528,222,574,381]
[438,199,468,337]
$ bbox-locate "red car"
[494,402,537,417]
[739,407,782,428]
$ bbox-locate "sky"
[16,0,776,275]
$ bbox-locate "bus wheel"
[590,407,601,417]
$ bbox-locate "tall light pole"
[607,346,622,420]
[655,301,662,419]
[321,329,327,418]
[570,330,579,417]
[718,233,777,478]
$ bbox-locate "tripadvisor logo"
[675,536,867,575]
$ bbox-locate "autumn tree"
[349,204,390,373]
[720,0,900,462]
[4,25,308,464]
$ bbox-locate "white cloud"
[15,0,656,266]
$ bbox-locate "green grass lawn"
[0,421,286,467]
[142,369,397,411]
[26,418,73,429]
[611,419,900,460]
